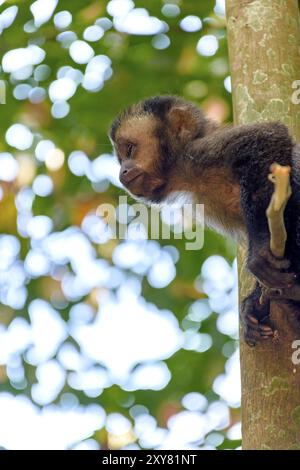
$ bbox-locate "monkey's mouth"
[125,173,145,194]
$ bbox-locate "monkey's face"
[113,116,166,202]
[110,96,211,203]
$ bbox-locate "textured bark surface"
[226,0,300,450]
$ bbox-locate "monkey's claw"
[243,313,274,347]
[247,246,296,289]
[241,286,274,347]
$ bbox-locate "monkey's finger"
[260,323,273,332]
[244,328,264,346]
[260,327,274,337]
[244,325,274,346]
[244,321,261,333]
[245,314,259,325]
[245,316,274,337]
[244,314,273,334]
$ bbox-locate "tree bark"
[226,0,300,449]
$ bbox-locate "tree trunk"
[226,0,300,449]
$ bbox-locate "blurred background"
[0,0,241,450]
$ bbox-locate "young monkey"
[109,95,300,346]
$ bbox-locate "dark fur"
[110,96,300,345]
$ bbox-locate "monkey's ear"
[168,106,197,136]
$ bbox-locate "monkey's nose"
[120,166,143,185]
[120,168,130,181]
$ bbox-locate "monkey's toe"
[244,314,274,347]
[241,286,274,347]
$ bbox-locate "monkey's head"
[109,95,215,204]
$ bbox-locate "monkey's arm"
[190,122,296,289]
[232,123,296,289]
[218,124,297,345]
[241,161,298,346]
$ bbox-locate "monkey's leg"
[241,283,274,347]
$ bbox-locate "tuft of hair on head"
[109,102,143,142]
[142,95,178,118]
[109,95,217,145]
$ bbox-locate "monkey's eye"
[126,142,135,159]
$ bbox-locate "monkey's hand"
[247,244,296,289]
[241,286,275,347]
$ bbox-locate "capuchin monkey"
[109,95,300,346]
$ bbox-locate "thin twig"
[266,163,291,258]
[260,164,292,307]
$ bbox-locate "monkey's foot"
[243,313,275,347]
[247,246,296,289]
[241,288,274,347]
